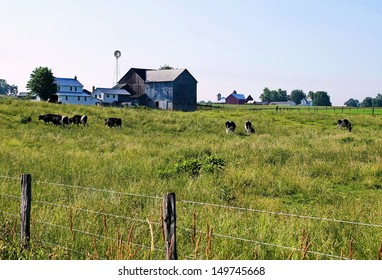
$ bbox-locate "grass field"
[1,97,382,260]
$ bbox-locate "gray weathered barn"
[114,68,197,111]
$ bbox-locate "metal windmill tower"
[113,50,121,86]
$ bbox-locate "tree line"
[259,88,332,106]
[344,96,382,107]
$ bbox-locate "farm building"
[301,97,313,106]
[114,68,197,111]
[50,77,100,105]
[92,88,131,106]
[225,93,247,104]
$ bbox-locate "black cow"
[225,121,236,134]
[337,119,352,132]
[244,120,255,133]
[69,115,88,126]
[38,114,62,124]
[105,118,122,128]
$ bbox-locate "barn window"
[65,96,68,101]
[84,97,87,101]
[78,97,80,101]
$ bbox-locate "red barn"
[225,93,247,104]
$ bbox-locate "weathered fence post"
[20,173,32,249]
[162,192,177,260]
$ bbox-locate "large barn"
[114,68,197,111]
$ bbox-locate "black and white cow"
[52,115,69,126]
[105,118,122,128]
[244,120,255,133]
[225,121,236,134]
[337,119,352,132]
[69,115,88,126]
[38,114,62,124]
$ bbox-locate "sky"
[1,0,381,105]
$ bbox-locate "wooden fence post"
[20,173,32,249]
[162,192,177,260]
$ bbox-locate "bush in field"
[158,152,226,178]
[19,115,32,124]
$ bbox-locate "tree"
[372,94,382,107]
[259,87,272,103]
[8,85,18,95]
[307,91,315,100]
[290,89,306,105]
[159,64,174,70]
[361,97,373,107]
[312,91,331,106]
[0,79,10,95]
[259,87,288,103]
[26,67,57,101]
[344,98,360,107]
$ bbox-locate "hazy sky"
[1,0,381,105]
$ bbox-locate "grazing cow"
[38,114,62,124]
[69,115,88,126]
[51,115,69,126]
[244,120,255,133]
[105,118,122,128]
[337,119,352,132]
[225,121,236,134]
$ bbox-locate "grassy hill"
[1,98,382,259]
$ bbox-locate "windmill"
[113,50,121,86]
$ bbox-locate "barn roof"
[230,93,246,100]
[145,69,185,82]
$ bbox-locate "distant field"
[1,98,382,260]
[199,103,382,115]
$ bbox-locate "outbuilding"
[115,68,197,111]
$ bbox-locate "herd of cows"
[38,113,122,128]
[38,113,352,133]
[225,118,352,134]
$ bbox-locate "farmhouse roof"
[55,77,83,87]
[93,88,131,95]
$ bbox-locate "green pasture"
[1,98,382,260]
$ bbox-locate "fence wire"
[0,175,381,260]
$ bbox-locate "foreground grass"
[1,99,382,260]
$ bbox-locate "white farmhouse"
[92,88,132,106]
[301,97,313,106]
[52,77,100,105]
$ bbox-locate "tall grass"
[1,98,382,259]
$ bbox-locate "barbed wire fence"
[1,174,382,260]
